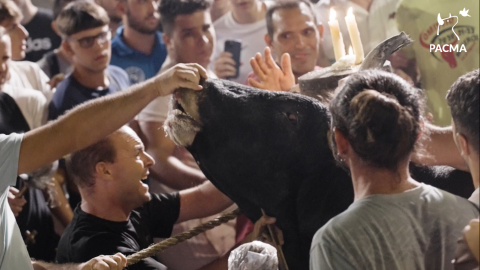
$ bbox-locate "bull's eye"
[284,112,298,125]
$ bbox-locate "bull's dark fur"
[182,79,474,270]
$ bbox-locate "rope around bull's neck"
[126,208,241,267]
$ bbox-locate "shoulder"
[423,185,479,214]
[213,12,230,29]
[0,133,23,149]
[108,66,130,82]
[138,193,180,220]
[4,86,47,107]
[36,8,54,19]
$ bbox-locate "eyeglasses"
[68,30,111,49]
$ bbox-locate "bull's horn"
[359,32,413,71]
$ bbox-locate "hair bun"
[347,89,416,169]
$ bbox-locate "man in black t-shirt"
[13,0,62,61]
[57,126,234,269]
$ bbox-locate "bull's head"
[165,79,351,270]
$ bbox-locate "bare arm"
[32,253,127,270]
[18,64,207,175]
[177,181,233,223]
[139,121,207,190]
[412,124,469,171]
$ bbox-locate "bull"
[164,79,473,269]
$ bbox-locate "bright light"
[329,8,337,21]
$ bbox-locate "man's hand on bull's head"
[248,47,295,92]
[154,63,208,97]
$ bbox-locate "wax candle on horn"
[345,7,364,64]
[328,8,346,61]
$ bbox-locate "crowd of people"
[0,0,478,269]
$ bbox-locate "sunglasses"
[68,30,111,49]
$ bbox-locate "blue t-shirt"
[110,26,167,84]
[0,133,33,270]
[48,65,130,121]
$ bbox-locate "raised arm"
[18,64,207,175]
[177,181,233,223]
[412,123,468,171]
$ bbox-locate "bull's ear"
[438,13,445,25]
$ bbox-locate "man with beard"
[110,0,167,84]
[246,0,324,91]
[94,0,123,36]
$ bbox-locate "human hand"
[388,51,410,69]
[155,63,208,96]
[214,52,238,79]
[248,47,295,92]
[246,212,284,247]
[463,219,480,262]
[47,73,65,89]
[78,253,127,270]
[8,186,27,217]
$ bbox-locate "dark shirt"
[23,8,62,62]
[56,193,180,270]
[48,65,130,121]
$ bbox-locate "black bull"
[168,79,474,270]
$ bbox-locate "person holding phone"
[213,0,274,84]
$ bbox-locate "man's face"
[0,36,11,86]
[108,128,154,209]
[1,18,28,61]
[66,25,111,73]
[124,0,160,35]
[166,10,215,68]
[96,0,123,24]
[268,4,320,77]
[229,0,256,11]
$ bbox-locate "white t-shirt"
[2,85,48,130]
[310,184,479,270]
[137,61,217,123]
[213,3,273,84]
[8,61,53,102]
[470,188,479,207]
[0,133,33,270]
[315,0,400,63]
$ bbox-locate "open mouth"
[171,98,198,123]
[164,96,202,147]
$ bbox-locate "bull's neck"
[347,159,420,201]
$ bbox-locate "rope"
[126,208,241,267]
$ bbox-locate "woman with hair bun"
[309,70,479,270]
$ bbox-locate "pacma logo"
[419,8,478,68]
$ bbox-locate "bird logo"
[460,8,471,17]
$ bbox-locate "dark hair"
[0,0,22,25]
[266,0,317,38]
[66,136,116,188]
[56,1,109,37]
[329,70,423,171]
[447,69,479,154]
[53,0,78,20]
[159,0,211,36]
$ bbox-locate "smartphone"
[224,40,242,79]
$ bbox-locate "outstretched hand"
[156,63,208,96]
[248,47,295,92]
